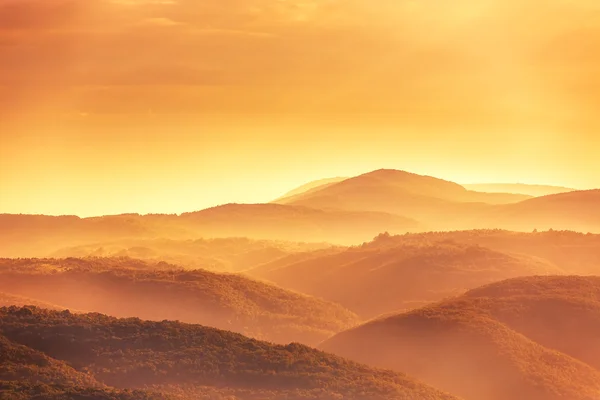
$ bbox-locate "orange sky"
[1,0,600,216]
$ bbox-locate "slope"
[321,302,600,400]
[249,240,562,318]
[462,276,600,370]
[0,258,360,345]
[0,306,461,400]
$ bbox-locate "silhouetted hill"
[275,169,529,230]
[0,306,461,400]
[50,237,332,272]
[374,229,600,274]
[249,240,561,318]
[0,258,359,345]
[463,183,576,197]
[321,299,600,400]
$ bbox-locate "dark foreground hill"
[0,258,359,345]
[249,239,561,318]
[321,276,600,400]
[0,306,461,400]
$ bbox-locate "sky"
[1,0,600,216]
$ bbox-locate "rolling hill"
[321,292,600,400]
[0,306,461,400]
[462,276,600,370]
[249,239,562,318]
[0,258,360,345]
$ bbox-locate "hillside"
[462,276,600,370]
[321,301,600,400]
[370,230,600,274]
[249,240,561,318]
[0,333,100,388]
[0,306,461,400]
[463,183,576,197]
[0,258,360,345]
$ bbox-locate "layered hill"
[321,286,600,400]
[462,276,600,370]
[275,169,530,230]
[463,183,576,197]
[249,240,561,318]
[0,204,418,257]
[0,258,360,345]
[0,306,461,400]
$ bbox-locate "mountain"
[492,190,600,232]
[463,183,576,197]
[0,306,461,400]
[248,238,561,318]
[321,289,600,400]
[275,169,529,230]
[0,258,360,345]
[275,177,348,201]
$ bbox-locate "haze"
[2,0,600,216]
[3,3,600,400]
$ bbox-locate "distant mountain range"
[1,169,599,257]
